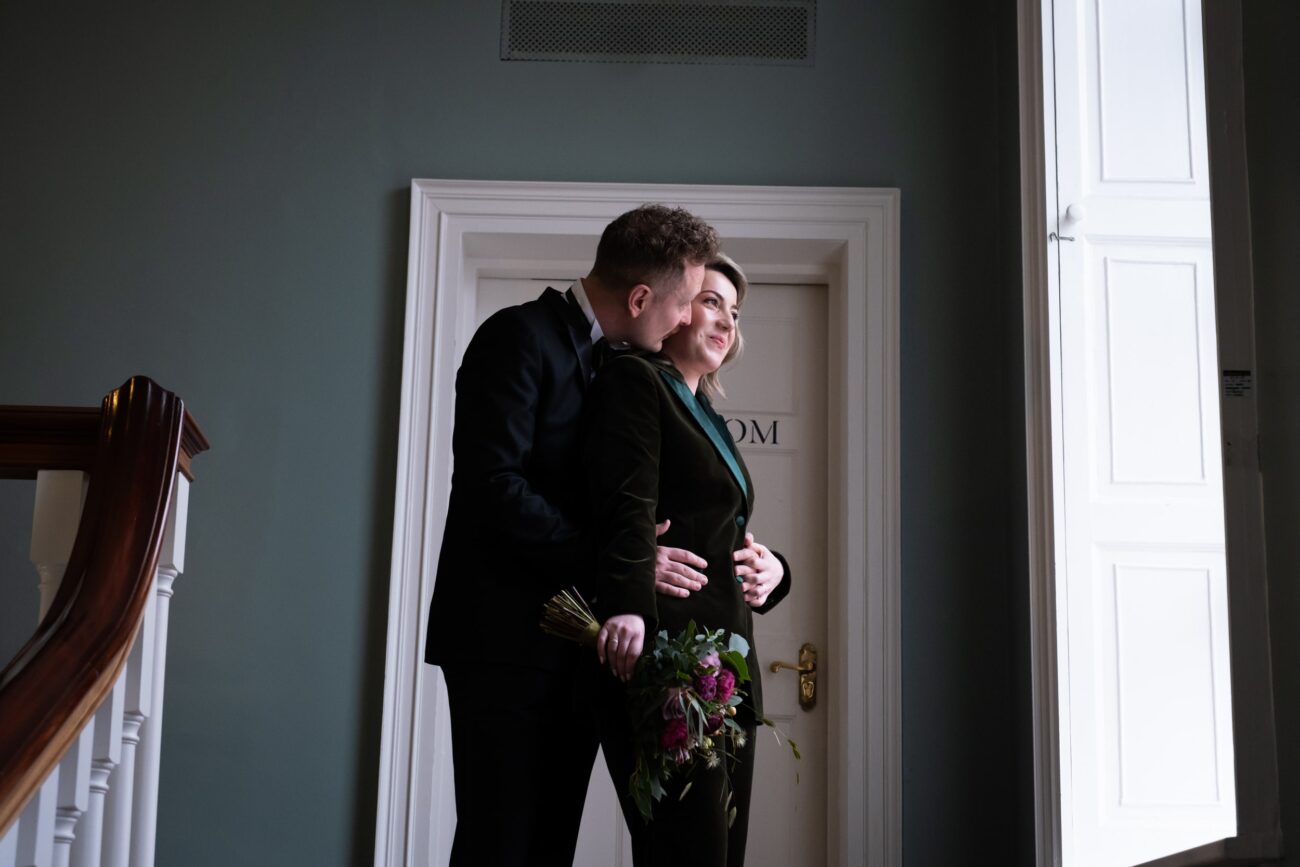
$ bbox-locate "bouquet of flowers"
[623,621,753,822]
[541,589,794,822]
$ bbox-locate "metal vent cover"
[501,0,815,66]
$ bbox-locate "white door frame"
[373,180,901,867]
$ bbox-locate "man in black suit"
[425,205,720,866]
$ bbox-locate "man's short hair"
[591,205,720,296]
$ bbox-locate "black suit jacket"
[583,353,792,715]
[425,287,598,671]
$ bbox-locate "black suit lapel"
[541,287,594,388]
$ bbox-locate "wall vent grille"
[501,1,815,66]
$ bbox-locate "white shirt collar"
[569,278,604,343]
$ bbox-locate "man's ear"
[627,284,653,318]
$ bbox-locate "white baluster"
[69,681,124,867]
[14,771,59,867]
[130,474,189,867]
[51,725,94,867]
[1,817,17,864]
[99,588,156,867]
[29,471,87,620]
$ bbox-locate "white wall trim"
[374,179,901,867]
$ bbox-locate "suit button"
[735,515,746,527]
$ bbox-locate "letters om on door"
[725,418,780,446]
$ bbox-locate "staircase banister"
[0,402,209,482]
[0,376,208,836]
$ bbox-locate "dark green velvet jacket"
[584,352,792,715]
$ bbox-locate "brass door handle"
[768,642,817,711]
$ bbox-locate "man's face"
[627,263,706,351]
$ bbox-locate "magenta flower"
[661,718,689,751]
[661,689,686,720]
[716,669,736,703]
[706,713,724,735]
[694,673,718,701]
[670,746,691,766]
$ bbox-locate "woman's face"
[662,268,740,378]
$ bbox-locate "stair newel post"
[129,474,188,867]
[29,471,87,621]
[99,588,157,867]
[10,470,89,867]
[68,681,123,867]
[0,381,207,866]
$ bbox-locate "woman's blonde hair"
[697,253,747,402]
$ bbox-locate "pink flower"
[670,746,691,766]
[716,669,737,703]
[694,673,718,701]
[706,713,724,735]
[661,718,689,751]
[698,651,721,674]
[661,689,686,720]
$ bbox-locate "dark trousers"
[597,676,757,867]
[442,664,599,867]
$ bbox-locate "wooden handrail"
[0,376,208,835]
[0,400,208,482]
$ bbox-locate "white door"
[475,278,830,866]
[1047,0,1235,863]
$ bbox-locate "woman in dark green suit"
[586,254,792,866]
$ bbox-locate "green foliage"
[719,649,749,682]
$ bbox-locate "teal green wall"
[0,1,1030,863]
[1245,2,1300,862]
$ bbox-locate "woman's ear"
[626,284,652,318]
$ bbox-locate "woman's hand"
[597,614,646,682]
[654,519,709,598]
[733,533,784,608]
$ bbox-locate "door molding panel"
[1020,0,1281,863]
[375,180,901,867]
